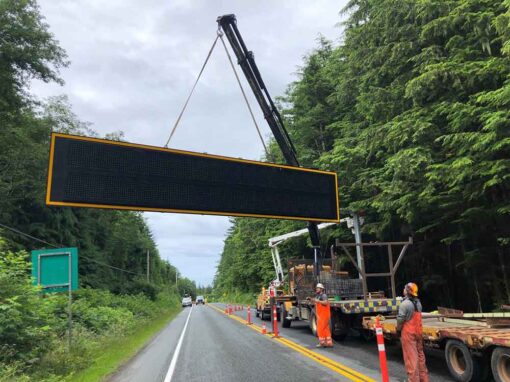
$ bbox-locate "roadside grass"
[70,306,181,382]
[218,291,256,305]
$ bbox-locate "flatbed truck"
[362,309,510,381]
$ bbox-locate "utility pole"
[345,212,364,279]
[352,213,364,279]
[146,250,150,283]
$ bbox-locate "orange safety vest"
[402,300,422,335]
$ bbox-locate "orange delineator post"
[272,304,279,338]
[247,305,252,325]
[375,316,389,382]
[229,305,233,315]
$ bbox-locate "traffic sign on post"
[31,247,78,292]
[31,247,78,350]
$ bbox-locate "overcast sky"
[31,0,348,285]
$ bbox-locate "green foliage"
[0,242,60,365]
[215,0,510,312]
[0,243,180,381]
[0,0,67,115]
[177,277,197,299]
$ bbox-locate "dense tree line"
[215,0,510,312]
[0,0,178,294]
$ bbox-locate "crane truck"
[256,222,340,321]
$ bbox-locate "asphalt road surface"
[109,303,454,382]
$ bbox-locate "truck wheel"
[309,310,317,337]
[330,311,349,341]
[260,310,267,320]
[491,346,510,382]
[281,305,291,328]
[360,328,375,342]
[255,309,260,318]
[445,339,482,382]
[331,317,349,342]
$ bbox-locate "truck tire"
[330,310,349,341]
[491,346,510,382]
[309,309,317,337]
[445,339,483,382]
[255,309,260,318]
[360,328,375,342]
[281,305,291,328]
[260,310,268,321]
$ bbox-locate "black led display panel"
[46,133,339,222]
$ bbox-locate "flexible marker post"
[247,304,252,325]
[272,304,279,338]
[375,316,389,382]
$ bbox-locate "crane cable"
[164,30,272,161]
[164,33,220,148]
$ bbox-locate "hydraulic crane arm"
[217,14,325,278]
[268,222,345,285]
[216,14,299,167]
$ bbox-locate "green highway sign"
[31,247,78,292]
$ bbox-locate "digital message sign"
[46,133,339,222]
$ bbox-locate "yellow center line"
[207,304,375,382]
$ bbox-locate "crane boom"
[217,14,299,166]
[268,221,346,284]
[217,14,326,278]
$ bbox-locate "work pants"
[401,331,429,382]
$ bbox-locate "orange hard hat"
[405,282,418,297]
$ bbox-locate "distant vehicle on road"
[195,296,205,305]
[182,295,192,307]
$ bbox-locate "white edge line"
[164,306,193,382]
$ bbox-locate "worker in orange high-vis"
[396,282,429,382]
[314,283,333,348]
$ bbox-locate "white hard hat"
[316,283,325,289]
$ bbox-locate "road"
[109,303,454,382]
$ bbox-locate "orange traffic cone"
[261,323,267,335]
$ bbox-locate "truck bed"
[362,315,510,349]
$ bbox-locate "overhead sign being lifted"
[46,133,339,222]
